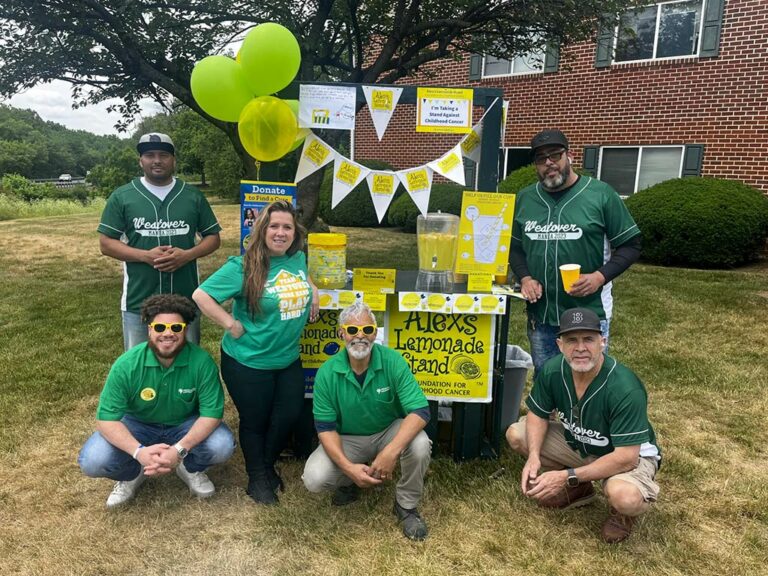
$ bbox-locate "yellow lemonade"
[418,232,457,271]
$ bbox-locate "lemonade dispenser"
[415,212,459,293]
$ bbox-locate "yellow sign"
[338,290,359,308]
[467,273,493,292]
[387,307,494,402]
[336,161,362,186]
[437,153,461,174]
[305,139,331,165]
[406,169,430,192]
[353,268,396,294]
[363,293,387,311]
[371,173,395,195]
[300,309,343,396]
[371,90,393,111]
[416,87,473,134]
[455,191,516,275]
[460,129,480,156]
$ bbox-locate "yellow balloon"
[238,96,298,162]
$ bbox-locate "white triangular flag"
[460,123,482,164]
[396,166,434,217]
[365,170,399,223]
[295,133,335,183]
[331,156,371,208]
[427,144,465,186]
[362,86,403,141]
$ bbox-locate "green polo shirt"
[511,176,640,324]
[96,342,225,426]
[313,343,429,435]
[526,353,660,460]
[97,178,221,313]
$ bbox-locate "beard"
[539,160,572,191]
[347,339,372,360]
[148,336,185,361]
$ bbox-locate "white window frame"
[597,145,685,197]
[613,0,706,64]
[481,50,545,78]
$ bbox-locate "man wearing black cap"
[506,307,661,543]
[509,129,641,375]
[98,133,221,350]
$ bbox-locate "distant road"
[32,178,89,188]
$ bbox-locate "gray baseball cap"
[137,133,175,155]
[530,129,569,152]
[558,307,601,336]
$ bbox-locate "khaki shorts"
[509,416,660,502]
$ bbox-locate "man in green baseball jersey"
[510,129,642,375]
[506,307,661,543]
[98,133,221,350]
[302,301,432,541]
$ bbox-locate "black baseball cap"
[530,129,569,152]
[137,133,175,155]
[558,308,601,336]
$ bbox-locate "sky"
[5,79,164,137]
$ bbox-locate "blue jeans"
[122,310,201,351]
[78,414,235,481]
[527,316,610,377]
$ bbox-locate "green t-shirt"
[313,344,429,436]
[96,342,225,426]
[198,252,312,370]
[526,353,660,460]
[97,178,221,313]
[511,177,640,325]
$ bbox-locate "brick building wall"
[354,0,768,192]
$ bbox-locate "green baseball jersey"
[198,252,312,370]
[97,178,221,313]
[526,354,660,460]
[511,177,639,325]
[313,343,429,436]
[96,342,225,426]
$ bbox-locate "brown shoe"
[538,482,596,510]
[601,507,636,543]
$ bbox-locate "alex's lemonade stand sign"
[299,309,342,397]
[387,307,495,402]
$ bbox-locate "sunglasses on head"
[149,322,187,334]
[341,324,377,336]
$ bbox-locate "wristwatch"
[174,442,188,460]
[566,467,579,487]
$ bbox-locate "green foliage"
[0,195,105,221]
[387,183,465,231]
[625,177,768,268]
[1,173,90,203]
[86,146,139,196]
[498,164,538,194]
[318,160,397,226]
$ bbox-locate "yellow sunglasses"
[340,324,376,336]
[149,322,187,334]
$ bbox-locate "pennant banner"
[295,134,335,183]
[397,166,434,217]
[331,156,371,208]
[427,144,465,186]
[362,86,403,141]
[460,123,483,164]
[366,171,399,223]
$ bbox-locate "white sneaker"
[106,473,147,508]
[176,461,215,498]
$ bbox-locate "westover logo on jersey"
[133,217,190,237]
[524,220,583,240]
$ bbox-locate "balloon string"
[255,160,261,180]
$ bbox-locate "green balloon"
[239,23,301,96]
[191,55,253,122]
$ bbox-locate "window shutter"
[682,145,704,177]
[464,159,477,190]
[469,54,483,80]
[700,0,725,58]
[582,146,600,176]
[543,42,560,73]
[594,20,615,68]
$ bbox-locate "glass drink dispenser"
[415,212,459,293]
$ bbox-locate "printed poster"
[300,309,342,397]
[299,84,357,130]
[416,87,473,134]
[455,191,515,275]
[239,181,296,253]
[362,86,403,141]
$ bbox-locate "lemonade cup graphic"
[471,204,507,264]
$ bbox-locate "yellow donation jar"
[415,212,459,293]
[308,233,347,289]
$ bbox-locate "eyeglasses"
[149,322,187,334]
[534,149,566,165]
[341,324,377,336]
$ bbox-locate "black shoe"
[331,484,360,506]
[393,501,428,541]
[246,477,278,506]
[266,467,285,494]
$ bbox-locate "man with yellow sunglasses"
[78,294,235,508]
[303,302,432,541]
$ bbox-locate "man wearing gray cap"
[506,307,661,543]
[509,129,642,375]
[98,133,221,350]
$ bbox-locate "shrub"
[318,159,398,227]
[1,174,89,203]
[498,164,538,194]
[387,183,465,232]
[625,177,768,268]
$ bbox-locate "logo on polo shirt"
[376,386,390,395]
[524,220,583,241]
[140,388,156,401]
[133,217,190,237]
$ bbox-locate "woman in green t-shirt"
[194,201,318,505]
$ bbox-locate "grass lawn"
[0,204,766,575]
